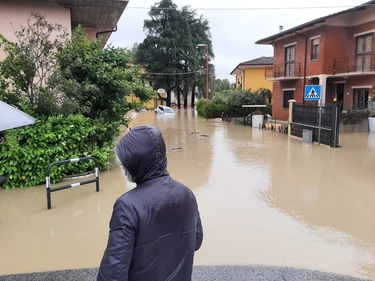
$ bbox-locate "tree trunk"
[177,86,181,108]
[191,84,196,108]
[182,84,189,109]
[166,89,172,107]
[184,94,188,109]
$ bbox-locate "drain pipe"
[238,67,245,89]
[96,25,118,39]
[294,31,307,104]
[63,5,117,43]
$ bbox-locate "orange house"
[256,1,375,121]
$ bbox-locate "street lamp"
[197,43,209,105]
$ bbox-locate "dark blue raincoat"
[97,126,203,281]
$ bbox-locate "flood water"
[1,109,375,279]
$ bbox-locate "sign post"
[305,85,322,145]
[318,102,322,145]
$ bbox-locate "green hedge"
[196,99,206,117]
[204,103,230,118]
[196,99,230,118]
[0,114,114,189]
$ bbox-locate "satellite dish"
[157,88,165,94]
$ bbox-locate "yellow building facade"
[125,65,165,110]
[126,93,166,110]
[230,56,273,92]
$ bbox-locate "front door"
[336,83,344,112]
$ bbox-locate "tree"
[0,14,156,188]
[0,13,69,114]
[135,0,213,107]
[215,78,232,93]
[127,42,139,63]
[55,26,154,143]
[0,14,153,122]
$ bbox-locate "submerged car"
[155,105,175,115]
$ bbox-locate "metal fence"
[46,156,100,209]
[291,103,339,147]
[333,54,375,74]
[293,103,334,129]
[265,63,301,79]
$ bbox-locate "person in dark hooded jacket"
[97,126,203,281]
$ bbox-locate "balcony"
[333,54,375,76]
[265,63,301,80]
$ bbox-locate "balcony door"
[285,45,296,77]
[356,34,372,72]
[352,88,369,110]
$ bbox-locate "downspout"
[96,25,118,39]
[230,73,236,87]
[63,5,118,44]
[238,67,245,89]
[294,31,307,104]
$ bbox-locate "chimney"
[279,25,283,33]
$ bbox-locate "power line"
[138,70,201,76]
[127,4,373,11]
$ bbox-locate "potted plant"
[252,110,264,115]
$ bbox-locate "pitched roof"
[230,56,273,75]
[256,0,375,45]
[240,56,274,65]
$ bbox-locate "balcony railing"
[333,54,375,74]
[265,63,301,80]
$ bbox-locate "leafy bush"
[265,103,272,115]
[211,91,228,104]
[195,99,230,118]
[204,103,230,118]
[196,99,206,117]
[0,114,114,189]
[0,14,152,189]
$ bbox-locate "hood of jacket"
[115,126,169,184]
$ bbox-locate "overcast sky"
[109,0,364,82]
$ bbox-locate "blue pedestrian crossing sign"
[305,85,321,101]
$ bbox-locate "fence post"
[288,99,296,137]
[331,103,339,148]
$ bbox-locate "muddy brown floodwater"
[1,109,375,279]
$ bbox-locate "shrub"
[265,104,272,115]
[204,103,230,118]
[0,114,114,189]
[196,99,206,117]
[196,99,231,118]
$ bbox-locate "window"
[356,34,373,72]
[352,88,369,110]
[283,90,294,109]
[311,38,320,60]
[285,45,296,76]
